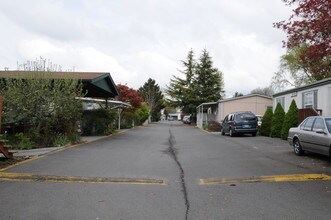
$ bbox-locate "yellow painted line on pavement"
[199,174,331,185]
[0,172,166,185]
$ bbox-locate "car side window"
[229,115,233,121]
[303,118,314,131]
[223,116,228,123]
[312,118,325,131]
[325,119,331,133]
[300,119,307,129]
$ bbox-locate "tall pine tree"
[166,49,224,120]
[166,49,196,115]
[193,49,224,104]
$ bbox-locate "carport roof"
[0,71,119,98]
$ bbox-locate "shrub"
[52,135,69,147]
[208,121,221,132]
[203,124,208,130]
[120,111,138,129]
[281,100,299,140]
[14,133,35,150]
[260,108,273,136]
[151,110,161,122]
[82,108,116,135]
[136,103,149,125]
[270,103,285,138]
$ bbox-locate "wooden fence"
[298,108,322,124]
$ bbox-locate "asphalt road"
[0,121,330,220]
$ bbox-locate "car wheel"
[229,128,234,137]
[221,127,225,135]
[293,138,304,156]
[252,132,256,137]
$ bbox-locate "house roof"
[0,71,119,98]
[196,102,218,109]
[273,77,331,98]
[196,94,272,109]
[218,94,272,103]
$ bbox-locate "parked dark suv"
[221,111,258,137]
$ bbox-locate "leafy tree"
[136,102,149,124]
[0,71,83,145]
[116,84,142,109]
[16,57,75,72]
[116,84,143,128]
[139,78,165,122]
[260,108,274,136]
[270,103,285,138]
[281,100,299,140]
[272,45,316,91]
[274,0,331,81]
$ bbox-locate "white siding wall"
[326,87,331,116]
[273,84,331,116]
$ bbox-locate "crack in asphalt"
[166,129,190,220]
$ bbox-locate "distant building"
[197,94,272,128]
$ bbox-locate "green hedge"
[82,109,116,136]
[260,108,273,136]
[270,103,285,138]
[281,100,298,140]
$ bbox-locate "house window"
[276,97,285,109]
[302,90,317,109]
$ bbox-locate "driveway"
[0,121,330,219]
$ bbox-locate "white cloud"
[16,38,132,84]
[0,0,293,97]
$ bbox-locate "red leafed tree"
[274,0,331,80]
[116,84,143,109]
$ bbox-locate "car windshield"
[325,118,331,133]
[235,113,255,122]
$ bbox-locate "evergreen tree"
[139,78,165,122]
[193,49,224,105]
[270,103,285,138]
[166,49,196,115]
[166,49,224,120]
[281,100,298,140]
[260,108,273,136]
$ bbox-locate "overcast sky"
[0,0,293,97]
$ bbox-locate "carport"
[196,102,218,128]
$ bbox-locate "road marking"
[199,174,331,185]
[0,172,166,185]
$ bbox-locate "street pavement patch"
[0,172,166,185]
[199,174,331,185]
